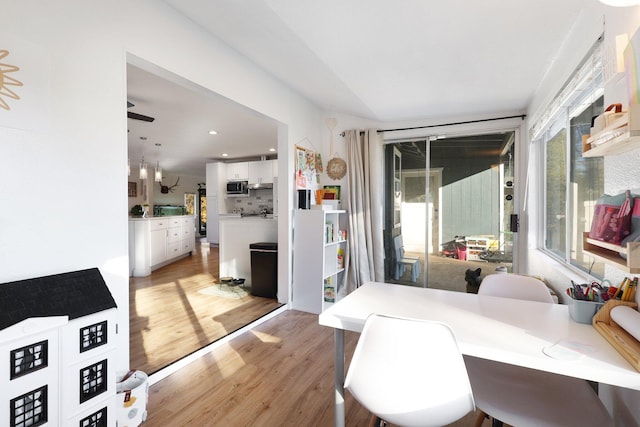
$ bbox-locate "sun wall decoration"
[0,50,23,110]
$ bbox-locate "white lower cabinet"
[180,216,195,252]
[130,215,196,277]
[150,229,167,266]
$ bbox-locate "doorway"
[384,131,516,292]
[126,58,282,374]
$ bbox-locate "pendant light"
[139,157,148,180]
[154,143,162,182]
[154,161,162,182]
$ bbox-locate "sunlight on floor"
[212,343,246,378]
[251,330,282,344]
[148,305,287,385]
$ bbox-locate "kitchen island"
[219,215,277,287]
[129,215,196,277]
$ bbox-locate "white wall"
[127,172,204,211]
[0,0,322,371]
[525,3,640,425]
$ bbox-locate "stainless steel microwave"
[226,180,249,196]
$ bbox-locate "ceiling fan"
[127,101,155,122]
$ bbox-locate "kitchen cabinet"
[207,196,220,244]
[150,227,167,266]
[180,216,196,252]
[248,159,275,185]
[206,162,226,197]
[218,216,277,286]
[226,162,249,180]
[292,209,348,314]
[129,215,196,277]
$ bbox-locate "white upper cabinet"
[226,162,249,181]
[248,160,275,185]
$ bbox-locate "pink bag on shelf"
[589,190,634,245]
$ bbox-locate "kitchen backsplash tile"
[226,189,274,214]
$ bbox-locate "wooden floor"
[130,240,282,374]
[138,243,498,426]
[146,309,490,427]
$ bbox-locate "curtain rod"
[339,114,526,137]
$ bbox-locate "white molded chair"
[345,314,475,427]
[393,235,421,282]
[477,273,555,303]
[467,274,613,427]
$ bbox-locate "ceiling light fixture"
[127,158,131,177]
[599,0,640,6]
[269,148,276,152]
[209,130,218,135]
[154,161,162,182]
[139,157,148,180]
[221,153,229,157]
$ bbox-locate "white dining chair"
[467,273,613,427]
[476,273,555,303]
[345,314,475,427]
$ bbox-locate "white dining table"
[318,281,640,427]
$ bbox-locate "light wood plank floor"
[146,309,490,427]
[130,241,282,374]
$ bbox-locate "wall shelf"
[583,232,640,274]
[583,104,640,157]
[583,132,640,157]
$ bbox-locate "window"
[537,37,605,277]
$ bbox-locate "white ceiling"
[127,64,279,178]
[129,0,589,177]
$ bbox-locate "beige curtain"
[343,129,385,293]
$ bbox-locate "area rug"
[199,284,249,299]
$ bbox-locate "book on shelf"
[325,222,335,243]
[324,277,335,302]
[337,248,344,268]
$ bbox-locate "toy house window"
[80,321,108,353]
[10,340,48,380]
[79,406,108,427]
[79,360,108,403]
[10,385,47,427]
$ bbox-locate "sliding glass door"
[384,132,516,292]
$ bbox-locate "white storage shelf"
[293,209,348,314]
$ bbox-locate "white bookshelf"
[292,209,348,314]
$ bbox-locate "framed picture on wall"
[128,182,137,197]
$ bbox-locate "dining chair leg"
[473,410,487,427]
[368,414,385,427]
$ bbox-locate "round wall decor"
[327,157,347,180]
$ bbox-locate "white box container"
[322,200,340,210]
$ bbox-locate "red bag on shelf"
[589,190,634,245]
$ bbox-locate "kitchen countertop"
[128,214,195,221]
[219,214,276,220]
